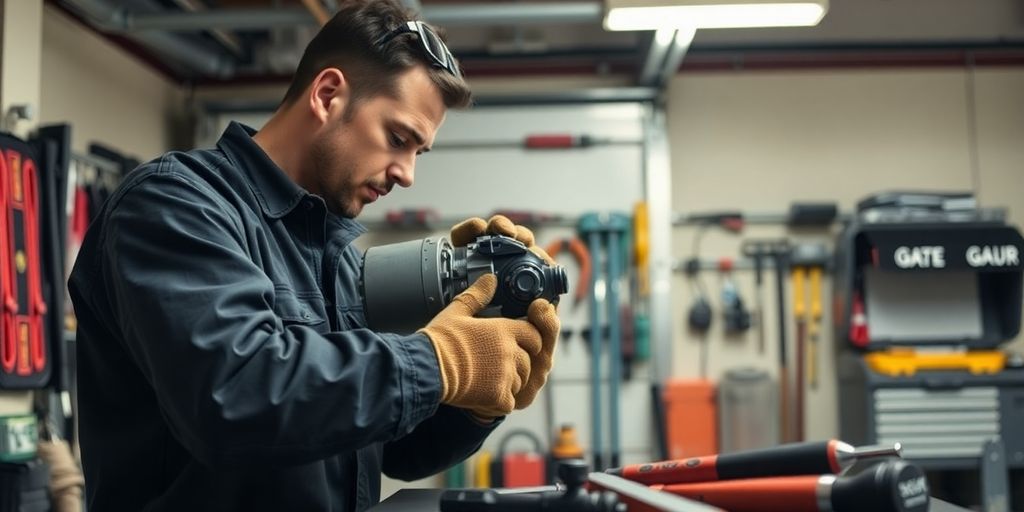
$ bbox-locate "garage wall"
[38,5,185,160]
[187,66,1024,493]
[667,66,1024,444]
[975,69,1024,254]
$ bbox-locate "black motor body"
[362,235,568,334]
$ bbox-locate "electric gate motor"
[362,234,568,334]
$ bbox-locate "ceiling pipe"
[121,3,603,32]
[126,8,313,31]
[656,27,696,87]
[424,3,602,26]
[638,29,676,86]
[61,0,236,77]
[168,0,244,58]
[300,0,331,26]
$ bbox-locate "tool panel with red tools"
[0,133,49,389]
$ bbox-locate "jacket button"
[301,310,311,319]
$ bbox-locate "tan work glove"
[450,214,557,266]
[448,214,561,411]
[516,298,559,410]
[419,273,543,418]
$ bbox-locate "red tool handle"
[659,459,930,512]
[607,441,843,485]
[657,476,822,512]
[524,134,600,149]
[544,238,591,306]
[0,151,13,373]
[524,134,578,148]
[612,454,721,485]
[24,158,46,371]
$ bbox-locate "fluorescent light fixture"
[604,0,828,31]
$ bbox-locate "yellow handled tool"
[808,267,822,390]
[791,267,807,442]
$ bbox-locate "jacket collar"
[216,121,368,236]
[217,121,307,219]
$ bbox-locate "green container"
[0,414,37,462]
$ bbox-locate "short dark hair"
[281,0,472,110]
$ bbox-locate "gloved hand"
[450,214,556,266]
[419,273,543,418]
[514,298,559,410]
[448,214,561,412]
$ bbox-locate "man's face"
[308,66,446,217]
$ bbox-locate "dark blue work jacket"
[68,122,498,511]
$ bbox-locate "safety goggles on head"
[376,20,462,77]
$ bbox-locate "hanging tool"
[632,202,651,364]
[719,259,752,335]
[684,258,712,379]
[790,243,829,437]
[808,266,823,390]
[535,242,581,436]
[434,133,634,152]
[772,243,790,443]
[741,243,768,355]
[605,440,902,485]
[652,459,928,512]
[605,215,627,470]
[633,202,650,298]
[620,305,637,381]
[579,212,631,471]
[792,266,807,443]
[686,223,716,378]
[631,202,665,460]
[741,240,791,442]
[544,237,592,311]
[524,134,605,149]
[615,223,637,381]
[583,217,605,472]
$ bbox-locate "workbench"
[368,488,974,512]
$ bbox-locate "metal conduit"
[120,2,604,32]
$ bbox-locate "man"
[67,1,559,510]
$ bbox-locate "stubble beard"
[309,133,360,218]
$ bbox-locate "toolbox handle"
[922,377,965,389]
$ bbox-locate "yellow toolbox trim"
[866,349,1007,377]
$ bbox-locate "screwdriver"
[605,440,902,485]
[653,459,929,512]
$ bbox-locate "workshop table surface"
[369,488,974,512]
